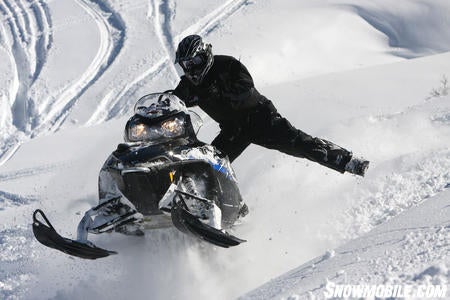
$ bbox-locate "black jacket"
[174,55,354,173]
[174,55,269,129]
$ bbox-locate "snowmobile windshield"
[134,93,188,119]
[127,93,203,143]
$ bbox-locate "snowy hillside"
[1,0,450,299]
[242,188,450,300]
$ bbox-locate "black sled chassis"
[32,147,246,260]
[32,92,246,259]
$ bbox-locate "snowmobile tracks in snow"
[88,0,252,125]
[37,0,126,133]
[149,0,253,80]
[86,0,184,126]
[0,0,253,163]
[0,161,70,182]
[0,0,125,165]
[150,0,178,80]
[178,0,252,38]
[0,190,36,209]
[0,0,52,132]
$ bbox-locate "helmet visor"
[179,55,205,71]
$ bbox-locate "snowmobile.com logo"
[324,282,447,298]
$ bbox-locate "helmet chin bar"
[186,72,202,86]
[185,54,214,86]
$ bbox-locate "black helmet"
[175,35,214,86]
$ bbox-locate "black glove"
[184,95,200,106]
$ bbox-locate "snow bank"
[240,188,450,299]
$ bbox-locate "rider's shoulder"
[213,55,245,72]
[213,55,240,64]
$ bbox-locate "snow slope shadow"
[344,2,450,58]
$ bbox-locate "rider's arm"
[174,76,199,107]
[225,58,260,110]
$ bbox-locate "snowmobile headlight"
[161,117,185,137]
[128,123,151,141]
[127,116,186,143]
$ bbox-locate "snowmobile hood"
[113,142,192,165]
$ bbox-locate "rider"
[173,35,369,177]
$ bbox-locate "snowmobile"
[32,92,246,259]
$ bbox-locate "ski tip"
[174,205,246,248]
[32,209,118,260]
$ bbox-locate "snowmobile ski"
[32,209,117,260]
[171,201,246,248]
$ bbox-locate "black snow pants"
[211,100,352,173]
